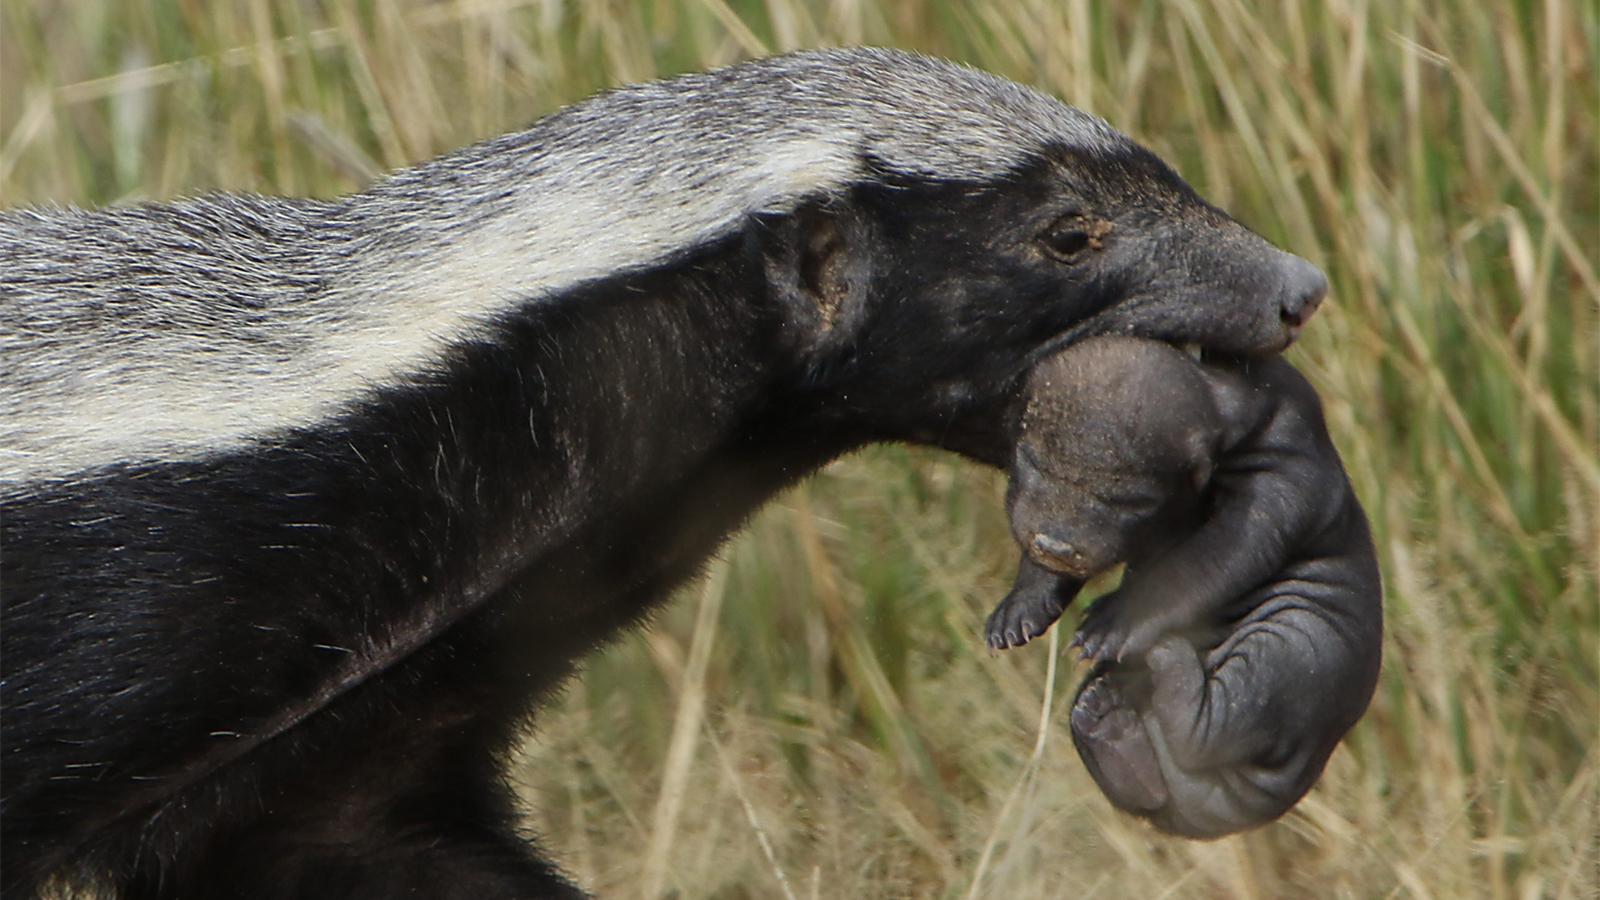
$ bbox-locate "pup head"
[1007,337,1220,576]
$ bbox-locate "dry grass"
[3,1,1596,897]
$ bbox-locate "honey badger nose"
[1279,255,1328,331]
[1031,533,1087,574]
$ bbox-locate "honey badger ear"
[751,197,873,355]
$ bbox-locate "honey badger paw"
[985,593,1059,650]
[985,561,1083,650]
[1072,588,1196,662]
[1071,590,1152,661]
[1071,637,1334,840]
[1069,667,1167,812]
[1071,591,1126,661]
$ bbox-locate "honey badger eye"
[1041,216,1093,261]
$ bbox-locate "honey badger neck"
[6,232,879,863]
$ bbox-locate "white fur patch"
[1,48,1127,487]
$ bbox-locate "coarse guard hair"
[2,47,1122,489]
[1,47,1329,900]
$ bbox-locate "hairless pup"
[987,335,1382,838]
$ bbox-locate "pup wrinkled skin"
[986,336,1382,837]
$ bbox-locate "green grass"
[3,1,1596,897]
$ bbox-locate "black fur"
[4,143,1316,897]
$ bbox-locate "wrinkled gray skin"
[986,336,1382,838]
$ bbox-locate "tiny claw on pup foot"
[1073,634,1100,662]
[1072,628,1116,662]
[1115,622,1165,662]
[1017,618,1046,647]
[986,606,1058,651]
[1071,596,1126,661]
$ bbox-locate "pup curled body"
[987,336,1382,838]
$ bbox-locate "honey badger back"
[1,49,1325,899]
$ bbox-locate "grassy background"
[3,0,1596,897]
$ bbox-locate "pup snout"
[1278,254,1327,335]
[1030,532,1090,575]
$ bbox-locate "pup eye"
[1040,215,1097,262]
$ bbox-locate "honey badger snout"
[1097,219,1330,356]
[1277,253,1328,335]
[1029,532,1095,576]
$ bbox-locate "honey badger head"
[730,52,1325,454]
[0,48,1320,486]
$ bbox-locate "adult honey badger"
[1,48,1328,899]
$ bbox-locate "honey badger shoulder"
[1,48,1323,899]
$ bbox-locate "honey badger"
[1,48,1328,899]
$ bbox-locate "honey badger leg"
[985,558,1084,650]
[115,721,583,900]
[1070,574,1380,838]
[181,803,582,900]
[126,824,580,900]
[1068,665,1167,812]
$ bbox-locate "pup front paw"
[1071,591,1134,661]
[985,560,1081,651]
[985,586,1064,650]
[1072,591,1186,662]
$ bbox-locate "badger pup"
[2,49,1328,899]
[986,336,1381,838]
